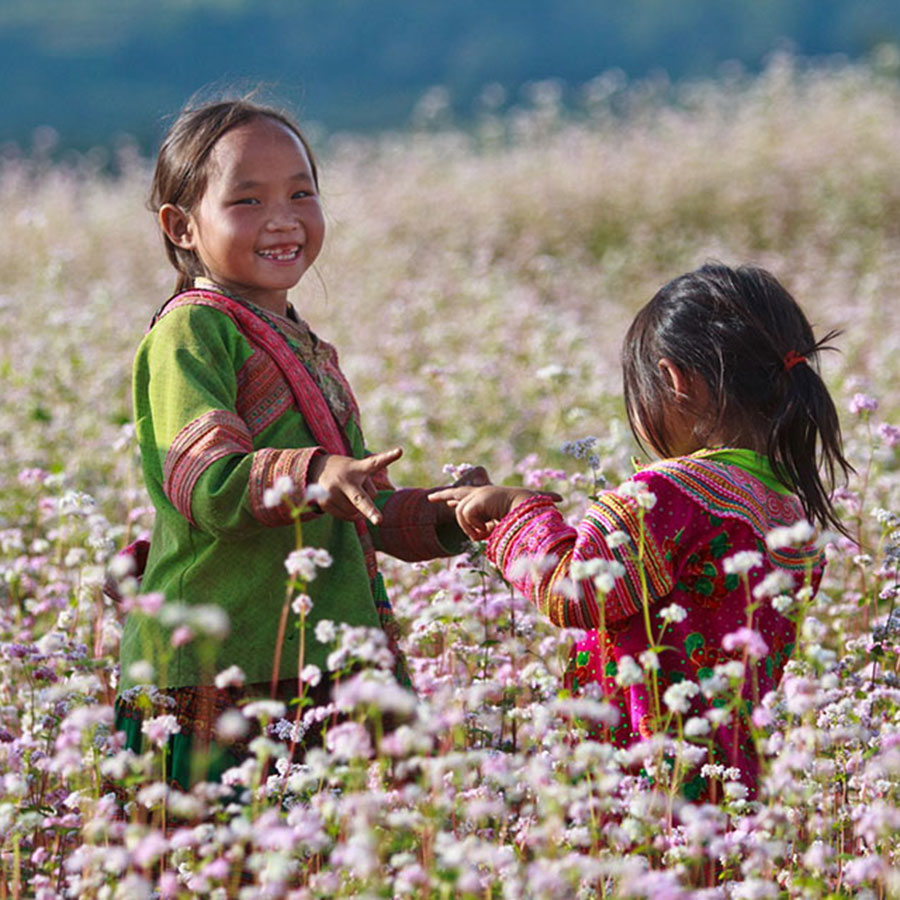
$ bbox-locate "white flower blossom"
[615,655,644,688]
[659,603,687,623]
[663,680,700,714]
[214,665,246,689]
[723,550,763,575]
[263,475,294,509]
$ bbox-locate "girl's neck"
[194,277,290,317]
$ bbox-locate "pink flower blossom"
[722,627,769,660]
[849,392,878,414]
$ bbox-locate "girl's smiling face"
[160,115,325,314]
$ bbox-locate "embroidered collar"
[685,447,793,496]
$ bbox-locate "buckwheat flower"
[333,670,416,716]
[849,393,878,415]
[190,605,229,639]
[684,716,710,738]
[618,482,657,513]
[723,550,763,575]
[663,680,700,714]
[798,840,833,871]
[135,592,165,615]
[249,735,288,762]
[714,660,746,681]
[214,665,245,689]
[843,854,886,886]
[753,569,795,602]
[325,720,373,761]
[271,718,294,741]
[170,625,193,648]
[64,547,86,567]
[615,655,644,688]
[242,699,286,721]
[315,619,336,644]
[300,664,322,687]
[562,436,597,459]
[285,547,333,581]
[292,593,313,615]
[128,660,155,684]
[137,782,169,809]
[877,423,900,448]
[722,627,769,660]
[131,831,169,869]
[536,363,568,381]
[782,674,818,715]
[638,649,659,671]
[58,490,96,516]
[142,714,181,748]
[18,467,48,486]
[553,696,620,726]
[215,710,249,742]
[508,553,557,581]
[659,603,687,623]
[766,519,815,549]
[263,475,294,509]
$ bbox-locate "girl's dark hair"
[622,262,852,534]
[149,97,319,295]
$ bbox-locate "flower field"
[3,56,900,897]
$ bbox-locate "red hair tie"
[783,350,808,372]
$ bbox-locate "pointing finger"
[362,447,403,472]
[350,489,382,525]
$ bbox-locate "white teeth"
[259,247,300,261]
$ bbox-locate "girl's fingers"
[362,447,403,473]
[427,486,474,504]
[348,489,382,525]
[451,465,491,487]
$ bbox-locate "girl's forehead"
[208,118,311,178]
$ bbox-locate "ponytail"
[767,329,852,536]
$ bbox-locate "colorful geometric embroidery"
[646,458,822,571]
[163,410,253,524]
[236,350,293,437]
[582,492,674,621]
[248,446,323,527]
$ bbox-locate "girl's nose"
[266,205,302,231]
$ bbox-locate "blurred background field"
[5,6,900,895]
[2,56,900,519]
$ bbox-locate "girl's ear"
[159,204,196,250]
[658,357,691,401]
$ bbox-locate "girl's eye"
[292,190,314,200]
[233,197,259,206]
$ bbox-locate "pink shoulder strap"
[155,289,349,457]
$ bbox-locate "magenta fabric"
[487,452,824,793]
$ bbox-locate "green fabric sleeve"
[134,305,321,538]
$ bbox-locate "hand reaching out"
[307,447,403,525]
[428,485,561,541]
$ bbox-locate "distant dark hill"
[2,0,899,152]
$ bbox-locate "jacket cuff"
[248,446,326,526]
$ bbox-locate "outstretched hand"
[307,448,403,525]
[428,485,561,541]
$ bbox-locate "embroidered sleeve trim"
[487,493,673,628]
[377,489,446,561]
[163,410,253,525]
[248,446,325,526]
[581,493,674,621]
